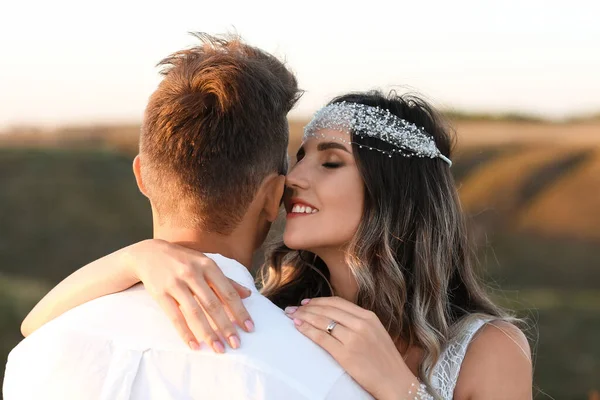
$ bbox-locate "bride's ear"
[262,174,286,222]
[132,155,149,198]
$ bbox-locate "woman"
[23,91,532,399]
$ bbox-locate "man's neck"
[153,225,254,269]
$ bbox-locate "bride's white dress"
[430,318,490,399]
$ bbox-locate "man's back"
[4,254,371,400]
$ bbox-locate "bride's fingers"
[156,296,199,351]
[287,304,361,331]
[292,317,344,359]
[189,277,241,350]
[286,307,352,343]
[301,296,370,318]
[170,284,225,353]
[229,279,253,299]
[203,268,254,333]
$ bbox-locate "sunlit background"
[1,1,599,399]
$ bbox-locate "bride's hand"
[284,297,419,400]
[125,239,255,353]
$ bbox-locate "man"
[3,33,370,399]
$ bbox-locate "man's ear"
[132,155,149,198]
[263,174,286,223]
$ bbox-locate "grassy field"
[1,119,599,398]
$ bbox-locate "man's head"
[134,33,300,235]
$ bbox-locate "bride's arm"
[21,239,254,353]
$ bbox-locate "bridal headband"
[303,102,452,167]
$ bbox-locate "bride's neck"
[312,247,359,302]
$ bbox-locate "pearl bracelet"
[405,382,434,400]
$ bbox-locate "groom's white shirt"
[4,253,372,400]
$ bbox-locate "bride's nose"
[285,162,309,190]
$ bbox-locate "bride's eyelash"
[322,162,342,169]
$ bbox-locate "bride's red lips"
[289,198,317,209]
[286,198,319,219]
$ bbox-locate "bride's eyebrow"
[317,142,351,153]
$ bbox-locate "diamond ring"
[326,320,337,335]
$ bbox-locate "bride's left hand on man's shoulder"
[284,296,417,400]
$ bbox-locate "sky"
[0,0,598,128]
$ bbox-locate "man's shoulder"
[4,323,115,399]
[231,294,350,392]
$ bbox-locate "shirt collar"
[204,253,258,293]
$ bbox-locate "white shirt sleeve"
[325,372,374,400]
[3,330,115,400]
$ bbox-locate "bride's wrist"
[377,360,419,400]
[122,239,160,281]
[384,377,434,400]
[381,378,419,400]
[380,360,424,400]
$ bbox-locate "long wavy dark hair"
[258,90,512,397]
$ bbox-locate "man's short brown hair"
[140,33,300,234]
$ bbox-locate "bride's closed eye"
[322,162,342,169]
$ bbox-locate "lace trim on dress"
[430,318,490,400]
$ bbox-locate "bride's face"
[283,129,364,251]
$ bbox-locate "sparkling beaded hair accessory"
[303,102,452,166]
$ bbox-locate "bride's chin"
[283,235,311,251]
[282,238,301,250]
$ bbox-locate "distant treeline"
[1,109,600,139]
[443,110,600,123]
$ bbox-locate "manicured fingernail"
[213,341,225,354]
[301,299,310,305]
[244,319,255,332]
[293,318,303,326]
[189,340,200,351]
[228,335,241,349]
[284,306,298,314]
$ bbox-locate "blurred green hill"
[1,118,599,399]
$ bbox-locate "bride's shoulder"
[453,320,532,399]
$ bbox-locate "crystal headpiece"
[303,102,452,166]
